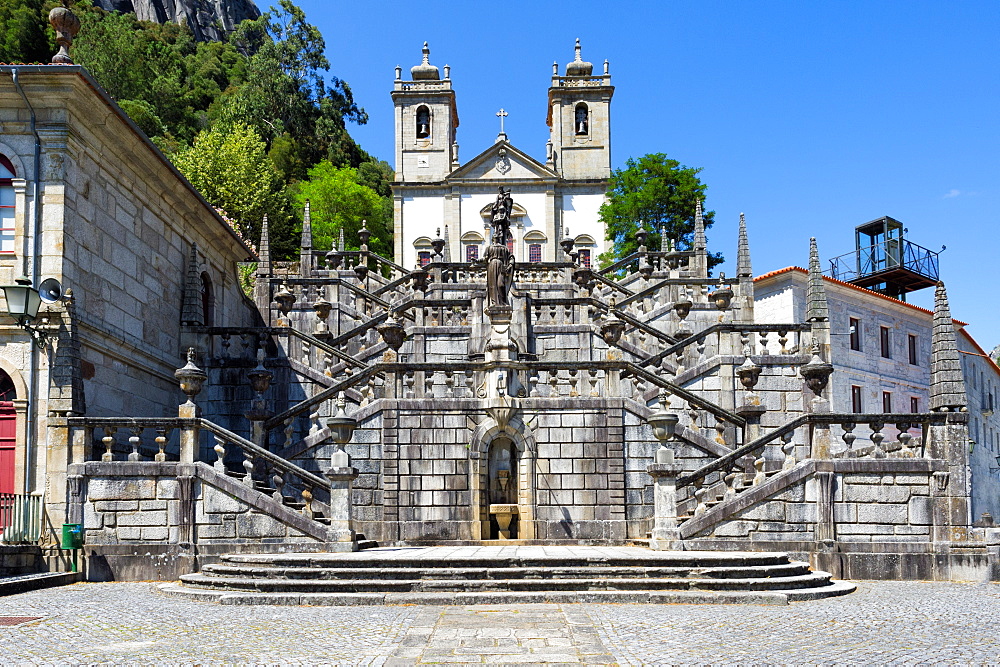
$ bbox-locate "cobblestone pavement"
[0,580,998,664]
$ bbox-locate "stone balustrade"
[672,412,961,524]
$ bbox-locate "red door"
[0,402,15,495]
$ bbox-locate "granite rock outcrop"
[91,0,260,42]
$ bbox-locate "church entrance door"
[0,402,13,496]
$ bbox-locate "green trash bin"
[61,523,83,549]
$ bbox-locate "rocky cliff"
[91,0,261,42]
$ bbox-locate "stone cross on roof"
[496,109,508,135]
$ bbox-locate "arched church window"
[575,234,595,269]
[416,106,431,139]
[524,230,546,264]
[418,251,431,267]
[0,155,15,254]
[461,231,483,263]
[574,103,589,135]
[200,272,215,327]
[506,230,514,255]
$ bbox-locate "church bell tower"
[546,39,614,180]
[391,42,459,183]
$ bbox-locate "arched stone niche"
[468,415,536,540]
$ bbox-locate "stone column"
[647,459,683,550]
[325,465,360,552]
[45,414,70,530]
[254,215,272,317]
[926,281,972,544]
[929,412,971,544]
[813,470,836,546]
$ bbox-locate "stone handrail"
[197,419,331,493]
[622,363,746,428]
[615,277,731,309]
[598,251,644,276]
[639,323,812,369]
[266,277,415,322]
[262,357,750,435]
[67,417,191,462]
[67,416,331,495]
[284,327,369,372]
[676,411,960,490]
[324,250,410,277]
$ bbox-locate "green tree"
[216,0,367,167]
[172,123,281,246]
[0,0,50,63]
[598,153,722,269]
[294,161,391,258]
[71,8,243,144]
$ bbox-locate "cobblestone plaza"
[2,581,998,664]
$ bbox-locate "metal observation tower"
[828,216,940,301]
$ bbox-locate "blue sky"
[295,0,999,346]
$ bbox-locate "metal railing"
[828,239,940,283]
[0,493,43,543]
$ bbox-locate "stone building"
[0,41,997,585]
[0,64,257,530]
[393,40,612,270]
[756,229,1000,523]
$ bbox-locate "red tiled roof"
[958,329,1000,377]
[753,266,968,323]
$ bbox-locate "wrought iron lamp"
[2,276,56,346]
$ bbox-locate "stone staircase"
[158,546,855,605]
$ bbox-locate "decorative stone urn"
[800,344,834,396]
[489,504,519,539]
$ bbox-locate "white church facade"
[392,41,613,270]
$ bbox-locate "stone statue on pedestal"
[485,187,516,310]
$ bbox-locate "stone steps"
[0,571,81,596]
[195,562,812,581]
[159,546,855,605]
[158,582,857,606]
[178,571,835,593]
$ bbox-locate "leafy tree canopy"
[172,123,281,245]
[216,0,367,168]
[599,153,723,269]
[0,0,51,64]
[294,161,392,259]
[1,0,396,261]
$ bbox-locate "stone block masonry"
[69,461,323,580]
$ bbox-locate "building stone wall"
[0,66,258,525]
[959,334,1000,521]
[755,269,933,415]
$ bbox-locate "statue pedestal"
[485,304,513,325]
[647,461,683,551]
[324,465,359,552]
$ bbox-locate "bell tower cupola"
[546,39,613,180]
[392,42,459,183]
